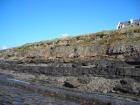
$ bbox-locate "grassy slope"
[7,26,140,52]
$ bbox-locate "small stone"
[103,89,108,94]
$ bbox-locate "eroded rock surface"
[0,27,140,104]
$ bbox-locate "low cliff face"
[0,26,140,97]
[0,27,140,61]
[0,27,140,79]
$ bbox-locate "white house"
[117,19,140,29]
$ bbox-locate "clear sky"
[0,0,140,48]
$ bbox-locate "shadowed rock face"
[0,60,140,80]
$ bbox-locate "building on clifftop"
[117,19,140,29]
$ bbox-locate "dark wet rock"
[0,76,140,105]
[113,79,140,95]
[0,60,140,82]
[120,79,127,85]
[0,82,80,105]
[63,78,80,88]
[113,86,133,94]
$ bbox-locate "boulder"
[78,76,91,84]
[63,78,80,88]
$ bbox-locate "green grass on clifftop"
[10,26,140,51]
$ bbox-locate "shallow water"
[0,84,80,105]
[0,75,81,105]
[8,78,30,84]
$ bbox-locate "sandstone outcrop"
[0,26,140,103]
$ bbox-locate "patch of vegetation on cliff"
[96,26,140,44]
[4,26,140,52]
[37,26,140,45]
[12,45,34,52]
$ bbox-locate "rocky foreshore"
[0,59,140,96]
[0,59,140,80]
[0,74,140,105]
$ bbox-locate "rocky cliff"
[0,27,140,61]
[0,26,140,100]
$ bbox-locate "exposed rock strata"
[0,27,140,104]
[0,60,139,81]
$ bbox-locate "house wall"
[117,19,140,29]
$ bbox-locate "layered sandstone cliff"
[0,26,140,98]
[0,26,140,61]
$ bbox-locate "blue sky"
[0,0,140,48]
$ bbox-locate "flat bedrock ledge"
[0,76,140,105]
[0,60,140,81]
